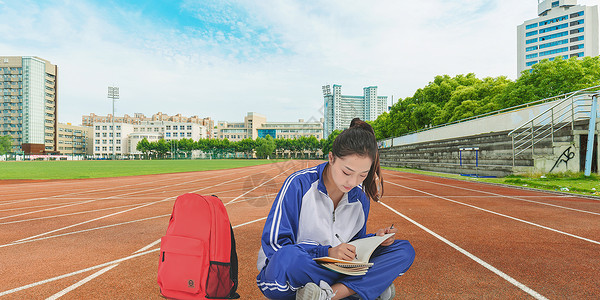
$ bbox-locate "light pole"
[107,86,119,160]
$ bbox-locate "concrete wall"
[379,99,562,148]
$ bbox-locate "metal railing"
[508,85,600,167]
[378,87,599,148]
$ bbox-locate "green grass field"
[384,167,600,197]
[0,159,284,180]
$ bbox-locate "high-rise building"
[517,0,599,75]
[322,84,388,138]
[1,56,58,154]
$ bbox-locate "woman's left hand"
[375,225,397,246]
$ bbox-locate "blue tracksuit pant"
[256,239,415,300]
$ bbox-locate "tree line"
[370,56,600,140]
[135,132,342,159]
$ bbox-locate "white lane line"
[0,215,270,297]
[0,199,99,221]
[0,176,182,206]
[380,201,548,300]
[0,214,171,249]
[0,165,259,207]
[45,264,119,300]
[49,237,164,299]
[134,238,162,254]
[13,198,174,243]
[0,249,159,297]
[11,167,261,241]
[233,217,267,228]
[10,164,274,244]
[0,164,286,298]
[387,181,600,246]
[0,203,142,225]
[225,164,294,205]
[0,200,98,212]
[386,172,600,215]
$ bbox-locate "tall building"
[1,56,58,154]
[322,84,388,138]
[517,0,599,75]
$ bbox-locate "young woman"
[256,118,415,300]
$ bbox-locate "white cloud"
[1,0,597,125]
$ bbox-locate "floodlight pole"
[108,86,120,160]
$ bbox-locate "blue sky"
[1,0,598,125]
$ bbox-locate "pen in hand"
[335,233,357,259]
[386,224,394,233]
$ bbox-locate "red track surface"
[0,160,599,299]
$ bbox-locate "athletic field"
[0,160,599,299]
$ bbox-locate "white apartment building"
[83,112,214,138]
[322,84,388,139]
[91,121,206,159]
[517,0,599,75]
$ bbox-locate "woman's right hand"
[328,243,357,261]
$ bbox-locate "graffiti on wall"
[549,146,575,173]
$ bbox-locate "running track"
[0,160,598,299]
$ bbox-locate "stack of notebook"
[313,233,395,276]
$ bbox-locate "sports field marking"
[226,193,279,205]
[0,202,144,225]
[45,264,120,300]
[386,173,600,216]
[0,199,99,221]
[0,214,171,249]
[386,181,600,246]
[36,168,286,299]
[0,175,184,206]
[0,249,159,297]
[379,201,548,300]
[13,198,175,243]
[0,200,93,212]
[9,166,268,241]
[0,165,261,206]
[226,164,296,205]
[51,237,165,299]
[0,215,270,297]
[6,163,286,244]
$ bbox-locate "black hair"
[331,118,383,201]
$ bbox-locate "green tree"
[236,138,256,158]
[374,57,600,140]
[321,130,341,158]
[155,139,169,159]
[255,135,276,159]
[0,135,12,155]
[136,138,150,159]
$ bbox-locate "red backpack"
[157,194,240,299]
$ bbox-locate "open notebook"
[313,233,395,276]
